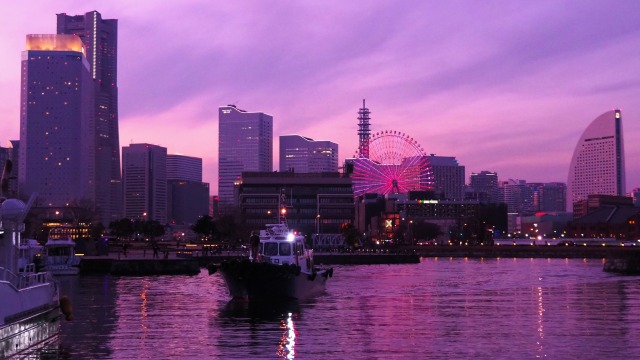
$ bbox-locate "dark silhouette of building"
[237,172,353,234]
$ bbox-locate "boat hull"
[218,261,331,300]
[0,305,60,359]
[43,265,80,276]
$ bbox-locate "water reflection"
[217,299,304,359]
[220,299,302,320]
[277,312,297,359]
[48,261,640,358]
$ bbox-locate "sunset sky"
[1,1,639,193]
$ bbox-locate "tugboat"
[209,194,333,300]
[0,196,62,358]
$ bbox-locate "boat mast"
[279,189,288,227]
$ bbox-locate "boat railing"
[0,267,52,290]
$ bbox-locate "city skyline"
[1,2,639,193]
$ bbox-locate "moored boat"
[0,197,62,359]
[209,198,333,300]
[41,238,80,276]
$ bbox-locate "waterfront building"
[279,135,338,173]
[166,154,209,225]
[567,201,639,239]
[57,11,122,225]
[426,155,464,201]
[520,212,572,239]
[469,171,500,203]
[122,144,167,224]
[237,172,353,234]
[572,194,633,219]
[393,194,507,245]
[500,179,534,214]
[19,34,93,208]
[567,109,625,212]
[218,105,273,206]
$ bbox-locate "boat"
[41,238,80,276]
[17,239,43,273]
[0,196,64,359]
[208,196,333,300]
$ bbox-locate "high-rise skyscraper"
[57,11,121,224]
[567,109,625,211]
[166,154,209,224]
[469,171,500,203]
[500,179,533,214]
[218,105,272,205]
[426,155,465,201]
[537,182,567,212]
[167,154,202,182]
[122,144,167,224]
[19,34,94,207]
[279,135,338,173]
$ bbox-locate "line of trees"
[108,218,165,241]
[190,214,240,243]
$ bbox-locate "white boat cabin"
[258,223,314,272]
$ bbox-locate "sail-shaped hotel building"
[567,109,625,212]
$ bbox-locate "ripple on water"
[53,258,640,359]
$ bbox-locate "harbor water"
[42,258,640,358]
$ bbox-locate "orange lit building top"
[26,34,85,56]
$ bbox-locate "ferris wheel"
[352,130,432,196]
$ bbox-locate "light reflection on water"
[43,258,640,359]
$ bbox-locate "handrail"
[0,266,51,290]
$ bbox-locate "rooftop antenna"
[357,99,371,158]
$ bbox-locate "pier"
[75,241,640,275]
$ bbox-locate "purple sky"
[1,1,639,193]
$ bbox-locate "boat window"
[49,247,70,256]
[279,242,291,256]
[275,236,287,241]
[263,242,279,256]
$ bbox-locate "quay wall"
[80,258,200,275]
[79,246,640,274]
[411,245,640,259]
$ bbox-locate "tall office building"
[122,144,167,224]
[279,135,338,173]
[57,11,121,224]
[567,109,625,211]
[538,182,566,212]
[469,171,500,203]
[426,155,465,201]
[218,105,272,205]
[166,154,209,224]
[19,34,93,207]
[500,179,534,214]
[167,154,202,182]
